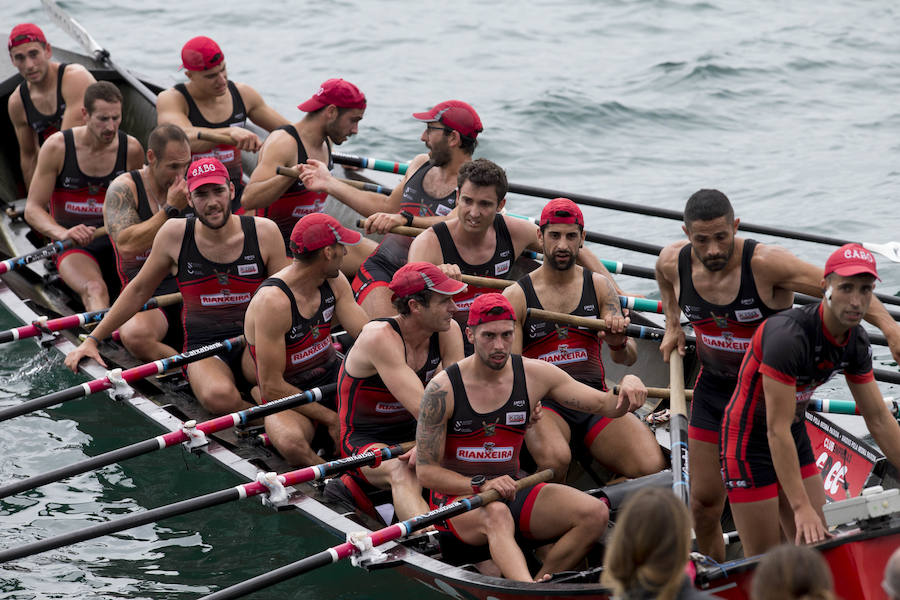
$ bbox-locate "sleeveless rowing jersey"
[257,125,332,249]
[519,270,607,389]
[19,63,67,145]
[441,354,531,478]
[337,318,442,453]
[176,215,266,350]
[433,214,516,335]
[248,277,339,395]
[51,129,128,229]
[175,81,248,186]
[678,239,778,379]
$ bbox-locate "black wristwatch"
[470,474,486,494]
[163,204,180,218]
[400,210,414,227]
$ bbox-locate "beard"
[697,241,734,272]
[546,251,577,271]
[196,206,231,230]
[429,142,452,167]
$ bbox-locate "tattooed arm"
[594,272,637,365]
[416,375,474,495]
[104,173,170,258]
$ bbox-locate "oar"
[668,351,690,505]
[197,469,554,600]
[0,292,181,344]
[526,308,697,350]
[332,151,409,175]
[0,442,414,564]
[275,166,391,195]
[0,383,336,500]
[507,212,663,257]
[0,336,244,423]
[809,396,899,418]
[41,0,158,106]
[0,226,107,275]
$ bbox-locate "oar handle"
[668,351,687,417]
[154,292,182,308]
[355,218,423,237]
[197,131,236,145]
[276,165,301,178]
[611,385,694,400]
[461,274,511,290]
[527,308,608,331]
[473,469,554,505]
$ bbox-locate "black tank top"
[442,354,531,478]
[19,63,67,145]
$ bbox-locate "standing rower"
[416,293,647,582]
[64,158,290,415]
[156,35,288,212]
[244,213,369,466]
[720,244,900,556]
[241,78,375,275]
[104,123,191,361]
[7,23,96,190]
[25,81,144,311]
[504,198,665,481]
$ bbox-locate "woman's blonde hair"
[750,544,836,600]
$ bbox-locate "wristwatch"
[470,474,486,494]
[400,210,414,227]
[163,204,180,218]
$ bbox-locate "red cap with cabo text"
[298,78,366,112]
[290,213,361,254]
[187,157,229,191]
[8,24,46,51]
[467,293,516,326]
[181,36,224,71]
[539,198,584,227]
[412,100,483,139]
[824,243,880,280]
[389,262,467,298]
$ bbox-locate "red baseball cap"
[298,78,366,112]
[8,24,46,51]
[187,157,229,191]
[389,262,467,298]
[467,293,516,326]
[290,213,362,254]
[824,243,880,281]
[540,198,584,228]
[181,36,224,71]
[412,100,483,139]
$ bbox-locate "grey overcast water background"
[2,1,900,598]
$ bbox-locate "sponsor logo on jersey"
[291,204,317,218]
[513,399,526,408]
[194,147,235,164]
[455,297,476,311]
[375,401,406,413]
[322,306,334,322]
[199,291,252,306]
[424,368,437,382]
[499,250,511,258]
[698,331,750,353]
[506,411,526,425]
[711,312,729,329]
[290,338,332,365]
[455,445,514,462]
[237,263,259,276]
[584,304,596,312]
[538,344,588,365]
[734,308,763,322]
[494,259,510,276]
[436,204,452,216]
[740,298,755,305]
[64,200,103,215]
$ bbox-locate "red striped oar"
[0,292,182,344]
[0,336,244,423]
[0,227,107,275]
[0,442,414,564]
[0,382,337,500]
[198,469,554,600]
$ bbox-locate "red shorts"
[428,482,548,541]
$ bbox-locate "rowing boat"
[0,38,897,600]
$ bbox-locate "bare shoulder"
[37,131,66,162]
[108,171,138,196]
[751,241,802,267]
[408,226,442,260]
[232,81,264,106]
[502,279,527,313]
[7,84,23,117]
[328,271,354,298]
[253,215,282,237]
[60,63,95,93]
[656,239,689,272]
[156,87,188,113]
[157,216,188,240]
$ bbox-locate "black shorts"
[428,481,549,541]
[283,358,340,411]
[352,251,399,304]
[56,234,121,299]
[182,337,251,391]
[689,369,736,444]
[341,420,418,462]
[159,300,184,352]
[543,399,612,448]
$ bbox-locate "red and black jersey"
[19,63,67,146]
[519,269,607,389]
[441,354,531,479]
[337,318,442,454]
[721,302,874,472]
[248,277,339,397]
[50,129,128,229]
[678,239,779,379]
[176,215,266,350]
[257,125,332,250]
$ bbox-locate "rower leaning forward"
[65,157,290,415]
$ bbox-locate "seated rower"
[244,213,369,466]
[104,123,191,361]
[416,293,647,582]
[241,78,375,276]
[25,81,144,310]
[504,198,665,481]
[7,23,95,190]
[720,244,900,556]
[65,158,290,415]
[337,261,465,520]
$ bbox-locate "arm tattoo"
[416,380,448,467]
[600,276,623,318]
[104,180,142,242]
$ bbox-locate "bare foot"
[534,573,552,583]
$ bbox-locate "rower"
[719,244,900,556]
[104,123,191,361]
[156,36,288,212]
[415,293,646,582]
[24,81,144,311]
[299,99,482,318]
[241,78,376,276]
[244,213,369,466]
[7,23,96,190]
[336,261,466,520]
[655,189,900,561]
[64,157,290,415]
[504,198,664,482]
[407,158,618,354]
